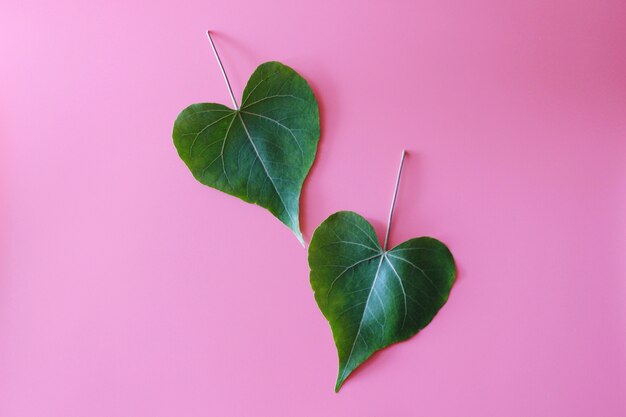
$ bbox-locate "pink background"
[1,0,625,416]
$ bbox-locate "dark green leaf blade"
[173,61,320,244]
[308,211,456,391]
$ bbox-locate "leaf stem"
[206,30,240,110]
[383,150,407,251]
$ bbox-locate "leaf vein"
[387,253,444,297]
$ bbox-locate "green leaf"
[308,211,456,391]
[173,61,320,244]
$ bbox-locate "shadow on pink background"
[1,0,625,416]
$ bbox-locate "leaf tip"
[334,381,342,393]
[292,227,305,247]
[334,371,348,392]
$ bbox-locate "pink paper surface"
[1,0,625,416]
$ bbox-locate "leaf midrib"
[336,248,414,388]
[236,112,297,228]
[338,254,385,386]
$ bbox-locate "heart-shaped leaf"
[309,211,456,391]
[173,61,320,244]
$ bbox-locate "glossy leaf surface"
[309,211,456,391]
[173,62,320,244]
